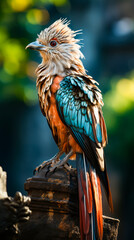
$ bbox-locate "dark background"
[0,0,134,239]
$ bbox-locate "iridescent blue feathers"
[56,75,105,147]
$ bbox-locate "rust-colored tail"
[76,153,103,240]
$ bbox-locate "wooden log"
[21,166,120,240]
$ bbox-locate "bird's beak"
[25,41,45,51]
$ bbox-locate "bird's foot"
[33,157,60,175]
[47,150,73,174]
[48,161,71,173]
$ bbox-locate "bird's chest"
[39,76,69,148]
[46,76,63,121]
[38,75,82,156]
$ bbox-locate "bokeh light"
[2,40,26,75]
[26,9,50,25]
[117,78,134,102]
[104,74,134,114]
[50,0,68,7]
[8,0,32,12]
[0,1,134,240]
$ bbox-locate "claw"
[48,150,73,173]
[33,150,73,175]
[45,163,53,175]
[47,162,71,174]
[33,169,36,175]
[33,165,42,175]
[64,163,72,171]
[45,167,54,177]
[48,165,57,173]
[36,151,63,174]
[33,155,62,175]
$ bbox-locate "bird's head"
[26,19,85,75]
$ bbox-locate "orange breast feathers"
[48,76,82,156]
[48,76,68,152]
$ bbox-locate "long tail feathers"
[76,153,103,240]
[90,168,103,240]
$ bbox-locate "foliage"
[0,0,69,104]
[103,71,134,168]
[1,0,134,170]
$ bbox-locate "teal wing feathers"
[56,75,107,169]
[56,75,113,212]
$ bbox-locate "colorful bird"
[26,19,113,240]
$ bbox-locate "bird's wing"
[56,75,107,170]
[56,75,113,210]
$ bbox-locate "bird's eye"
[50,40,57,47]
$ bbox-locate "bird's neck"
[36,58,86,89]
[36,59,86,118]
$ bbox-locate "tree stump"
[21,166,120,240]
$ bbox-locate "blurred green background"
[0,0,134,239]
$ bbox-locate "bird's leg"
[34,150,63,174]
[48,149,74,173]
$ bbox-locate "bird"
[26,19,113,240]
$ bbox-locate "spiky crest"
[37,18,82,45]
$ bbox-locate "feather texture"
[55,75,113,239]
[56,75,105,148]
[76,153,103,240]
[27,19,113,240]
